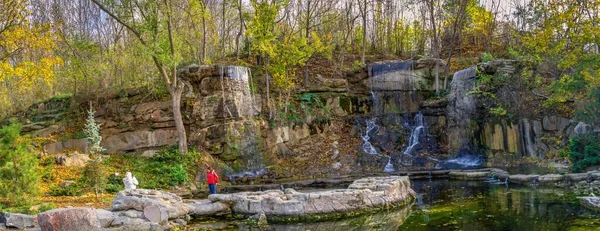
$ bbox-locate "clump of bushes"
[49,184,83,196]
[0,122,40,206]
[568,134,600,172]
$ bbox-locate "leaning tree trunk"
[171,84,188,154]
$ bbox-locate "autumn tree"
[515,0,600,106]
[0,0,62,118]
[90,0,190,154]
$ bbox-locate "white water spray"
[403,112,425,156]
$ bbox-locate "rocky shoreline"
[6,169,600,230]
[0,176,415,230]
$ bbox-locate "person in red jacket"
[206,167,219,194]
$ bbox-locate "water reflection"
[189,179,600,231]
[404,179,600,231]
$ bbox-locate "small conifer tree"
[0,122,40,205]
[83,156,106,199]
[83,104,105,154]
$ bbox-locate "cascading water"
[436,66,485,169]
[383,157,395,173]
[435,152,484,169]
[403,112,426,156]
[361,117,379,155]
[359,60,416,173]
[218,66,266,178]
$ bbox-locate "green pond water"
[190,179,600,231]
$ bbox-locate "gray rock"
[574,122,592,135]
[110,216,162,231]
[96,209,115,228]
[543,116,558,131]
[538,174,564,183]
[0,212,35,229]
[209,176,415,219]
[509,174,540,184]
[60,180,76,188]
[172,218,187,226]
[102,129,178,154]
[579,197,600,212]
[38,207,100,231]
[185,200,230,217]
[121,210,142,218]
[566,173,590,182]
[33,125,61,137]
[532,120,543,137]
[449,171,489,180]
[55,151,91,167]
[142,205,168,224]
[557,117,571,132]
[43,139,88,155]
[111,189,189,219]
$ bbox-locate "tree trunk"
[264,56,271,119]
[171,85,188,154]
[235,0,243,58]
[427,0,439,93]
[221,0,226,58]
[360,0,367,64]
[201,1,207,64]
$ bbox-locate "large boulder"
[0,212,35,229]
[96,209,116,228]
[109,216,162,231]
[142,205,168,224]
[111,189,189,219]
[55,152,91,167]
[185,199,231,217]
[37,207,100,231]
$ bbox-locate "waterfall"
[358,60,415,173]
[218,66,265,178]
[403,112,425,156]
[361,117,379,155]
[383,157,395,173]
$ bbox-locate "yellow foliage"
[0,0,62,117]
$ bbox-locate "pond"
[189,179,600,231]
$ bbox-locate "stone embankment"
[202,176,415,222]
[0,176,415,230]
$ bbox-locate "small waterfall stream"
[361,118,379,155]
[403,112,426,156]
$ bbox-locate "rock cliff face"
[13,57,592,175]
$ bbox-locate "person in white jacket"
[123,172,139,190]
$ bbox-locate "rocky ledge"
[200,176,416,222]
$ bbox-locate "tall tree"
[90,0,190,154]
[358,0,368,64]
